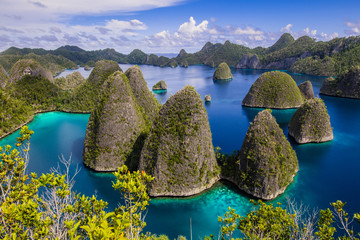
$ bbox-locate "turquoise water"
[1,65,360,238]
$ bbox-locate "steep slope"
[9,59,54,84]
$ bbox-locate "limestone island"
[229,109,299,200]
[298,81,314,99]
[0,64,8,88]
[242,71,305,109]
[213,62,233,81]
[204,94,211,102]
[152,80,167,93]
[320,66,360,99]
[9,59,54,85]
[84,65,91,71]
[139,85,220,197]
[288,98,333,144]
[54,71,85,91]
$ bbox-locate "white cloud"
[177,17,208,36]
[303,27,317,36]
[233,26,263,35]
[345,20,360,35]
[280,24,293,32]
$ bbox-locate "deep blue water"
[1,65,360,239]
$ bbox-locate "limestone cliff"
[139,86,219,197]
[213,62,233,81]
[54,71,85,90]
[288,98,333,144]
[242,71,305,108]
[233,110,299,200]
[0,65,8,88]
[9,59,53,84]
[320,67,360,99]
[88,60,122,85]
[152,80,167,91]
[125,65,160,125]
[298,81,315,99]
[83,71,147,171]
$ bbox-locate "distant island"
[1,33,360,77]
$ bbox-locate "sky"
[1,0,360,54]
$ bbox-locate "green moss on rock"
[54,71,85,90]
[87,60,122,85]
[152,80,167,91]
[232,110,299,200]
[242,71,305,108]
[83,71,147,172]
[320,66,360,99]
[213,62,233,81]
[0,64,8,88]
[289,98,333,144]
[9,59,54,84]
[125,65,160,126]
[139,85,219,197]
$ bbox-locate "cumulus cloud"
[233,26,263,35]
[303,27,317,36]
[345,20,360,35]
[280,24,293,33]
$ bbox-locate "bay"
[1,64,360,239]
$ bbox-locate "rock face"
[288,98,333,144]
[213,62,233,81]
[298,81,315,99]
[139,86,219,197]
[83,71,147,171]
[9,59,54,84]
[236,54,260,69]
[0,65,8,88]
[152,80,167,91]
[204,94,211,102]
[235,110,299,200]
[177,49,188,58]
[320,67,360,99]
[242,71,305,109]
[87,60,122,85]
[125,65,160,124]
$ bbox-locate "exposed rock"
[170,60,178,68]
[54,71,85,90]
[177,49,188,58]
[242,71,305,108]
[289,98,333,144]
[88,60,122,85]
[234,110,299,200]
[236,54,250,69]
[139,85,219,197]
[204,94,211,102]
[298,81,315,99]
[213,62,233,81]
[9,59,54,84]
[236,54,260,69]
[83,71,147,171]
[152,80,167,91]
[125,65,160,125]
[320,67,360,99]
[0,64,8,88]
[180,60,189,68]
[84,65,91,71]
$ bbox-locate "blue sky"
[1,0,359,53]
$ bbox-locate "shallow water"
[1,65,360,239]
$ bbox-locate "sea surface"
[1,64,360,238]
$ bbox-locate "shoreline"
[0,109,91,140]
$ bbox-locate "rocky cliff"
[0,65,8,88]
[139,85,219,197]
[54,71,85,90]
[288,98,333,144]
[152,80,167,91]
[298,81,315,99]
[9,59,54,84]
[83,71,147,171]
[213,62,233,81]
[233,110,299,200]
[242,71,305,108]
[125,65,160,126]
[87,60,122,85]
[320,67,360,99]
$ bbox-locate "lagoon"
[1,64,360,238]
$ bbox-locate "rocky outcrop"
[87,60,122,85]
[125,65,160,125]
[84,65,91,71]
[242,71,305,108]
[213,62,233,81]
[139,86,219,197]
[54,71,85,90]
[236,54,260,69]
[289,98,333,144]
[0,65,8,88]
[204,94,211,102]
[9,59,54,84]
[152,80,167,91]
[298,81,314,99]
[233,110,299,200]
[83,71,147,171]
[177,49,188,58]
[320,67,360,99]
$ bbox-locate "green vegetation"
[289,98,333,144]
[213,62,233,80]
[242,71,305,108]
[152,80,167,90]
[54,72,86,90]
[290,56,336,76]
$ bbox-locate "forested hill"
[2,33,360,76]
